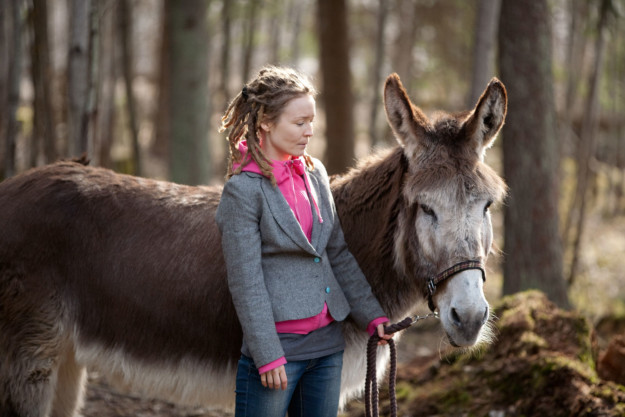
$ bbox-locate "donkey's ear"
[384,73,431,157]
[464,78,507,158]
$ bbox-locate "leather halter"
[427,260,486,311]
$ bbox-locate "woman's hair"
[219,65,317,185]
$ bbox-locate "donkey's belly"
[74,337,237,408]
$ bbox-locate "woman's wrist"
[258,356,287,375]
[367,316,390,336]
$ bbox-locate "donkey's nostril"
[451,308,461,327]
[482,306,489,324]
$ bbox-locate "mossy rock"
[345,291,625,417]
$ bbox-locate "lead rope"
[365,313,439,417]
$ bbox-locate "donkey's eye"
[420,204,437,220]
[484,200,493,214]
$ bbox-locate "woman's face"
[260,94,315,161]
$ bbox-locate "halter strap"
[427,260,486,312]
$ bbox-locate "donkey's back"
[0,161,241,416]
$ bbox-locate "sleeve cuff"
[367,316,390,336]
[258,356,287,375]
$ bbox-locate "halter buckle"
[427,278,436,296]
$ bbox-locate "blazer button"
[325,287,331,294]
[314,257,321,263]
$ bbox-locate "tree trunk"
[152,1,171,160]
[369,0,388,147]
[317,0,354,175]
[567,0,611,286]
[67,0,91,157]
[167,0,210,185]
[612,23,625,215]
[119,0,141,175]
[5,0,24,178]
[392,0,419,88]
[96,0,117,169]
[31,0,57,166]
[0,0,9,175]
[287,0,303,66]
[268,0,283,64]
[215,0,232,178]
[467,0,501,107]
[82,1,100,159]
[605,24,623,217]
[219,0,231,109]
[384,0,419,144]
[561,0,589,245]
[499,0,570,308]
[241,0,260,84]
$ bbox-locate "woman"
[216,65,391,417]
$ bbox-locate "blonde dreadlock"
[219,65,317,186]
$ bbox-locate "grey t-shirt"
[241,321,345,365]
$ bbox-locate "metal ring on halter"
[426,260,486,312]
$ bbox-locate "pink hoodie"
[232,142,387,373]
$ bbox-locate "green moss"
[482,354,597,402]
[394,381,417,402]
[573,316,597,371]
[592,383,625,404]
[519,331,548,353]
[438,386,471,409]
[495,291,549,332]
[541,355,598,384]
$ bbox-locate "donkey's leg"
[49,345,86,417]
[0,332,61,417]
[0,269,65,417]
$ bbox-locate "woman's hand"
[377,322,394,346]
[261,365,288,390]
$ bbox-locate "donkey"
[0,73,507,417]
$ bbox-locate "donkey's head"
[385,74,507,347]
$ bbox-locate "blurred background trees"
[1,0,624,314]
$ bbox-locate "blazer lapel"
[306,171,331,254]
[260,180,317,255]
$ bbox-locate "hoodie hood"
[232,141,323,224]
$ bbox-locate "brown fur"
[0,74,508,416]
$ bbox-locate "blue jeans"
[235,351,344,417]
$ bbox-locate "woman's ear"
[260,121,272,132]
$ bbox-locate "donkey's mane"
[330,147,423,318]
[331,146,407,213]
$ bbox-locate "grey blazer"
[216,158,386,368]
